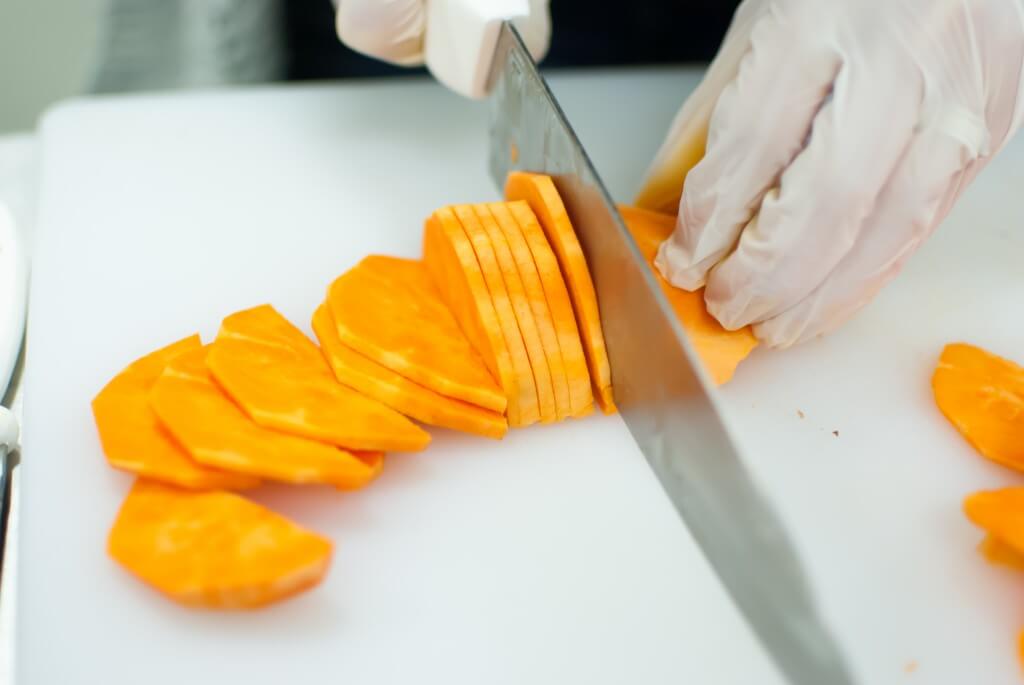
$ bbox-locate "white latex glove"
[335,0,551,98]
[644,0,1024,347]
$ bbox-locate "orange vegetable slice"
[474,204,556,424]
[965,488,1024,559]
[208,305,430,453]
[108,479,332,609]
[932,342,1024,472]
[327,256,505,414]
[91,335,258,490]
[978,534,1024,571]
[505,172,614,414]
[313,304,508,439]
[617,204,758,385]
[424,207,521,424]
[453,204,540,427]
[490,201,571,420]
[151,347,383,488]
[506,200,594,417]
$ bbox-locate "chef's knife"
[485,22,856,685]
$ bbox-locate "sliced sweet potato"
[207,305,430,453]
[506,200,594,417]
[617,205,758,385]
[108,479,332,609]
[633,117,708,215]
[91,335,258,490]
[327,256,505,414]
[151,347,384,488]
[965,488,1024,560]
[424,207,521,425]
[313,304,507,439]
[505,172,614,414]
[454,204,540,427]
[474,204,556,424]
[933,343,1024,472]
[978,534,1024,571]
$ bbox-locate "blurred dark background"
[283,1,742,81]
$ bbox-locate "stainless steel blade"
[485,22,856,685]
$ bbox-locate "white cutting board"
[16,69,1024,684]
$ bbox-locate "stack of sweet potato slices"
[93,172,759,610]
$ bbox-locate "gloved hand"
[335,0,551,99]
[641,0,1024,347]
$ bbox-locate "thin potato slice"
[490,202,571,421]
[965,488,1024,559]
[328,256,505,413]
[91,335,257,490]
[424,207,520,424]
[505,172,614,414]
[506,200,593,416]
[313,304,507,439]
[475,204,556,424]
[108,479,332,609]
[151,347,384,488]
[933,343,1024,472]
[208,305,430,453]
[454,204,540,427]
[617,205,758,385]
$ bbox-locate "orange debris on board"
[505,172,614,414]
[489,201,571,420]
[474,203,556,424]
[91,335,258,490]
[932,342,1024,472]
[208,304,429,453]
[108,479,332,609]
[506,199,593,417]
[151,346,383,488]
[328,256,506,414]
[453,204,540,427]
[424,207,521,424]
[617,204,758,385]
[313,303,508,439]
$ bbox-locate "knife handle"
[424,0,531,99]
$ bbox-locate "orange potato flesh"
[505,172,614,414]
[151,347,383,488]
[328,256,506,414]
[424,208,520,424]
[108,479,332,609]
[505,200,594,416]
[474,203,556,424]
[313,303,508,439]
[489,202,571,421]
[208,304,429,453]
[617,204,758,385]
[453,204,540,427]
[933,343,1024,472]
[91,335,258,490]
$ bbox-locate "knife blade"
[485,22,856,685]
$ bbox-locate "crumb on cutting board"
[832,430,839,437]
[797,410,805,419]
[904,660,918,674]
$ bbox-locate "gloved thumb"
[336,0,428,67]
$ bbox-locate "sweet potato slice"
[208,305,430,453]
[91,335,258,490]
[313,304,508,439]
[474,204,556,424]
[506,200,594,417]
[505,172,614,414]
[965,488,1024,560]
[328,256,505,414]
[979,534,1024,571]
[932,343,1024,472]
[490,202,571,421]
[108,479,332,609]
[617,205,758,385]
[453,204,540,427]
[424,207,521,425]
[151,347,383,488]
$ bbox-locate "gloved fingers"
[704,52,923,330]
[656,4,840,291]
[753,119,982,348]
[513,0,552,64]
[636,0,770,213]
[336,0,427,67]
